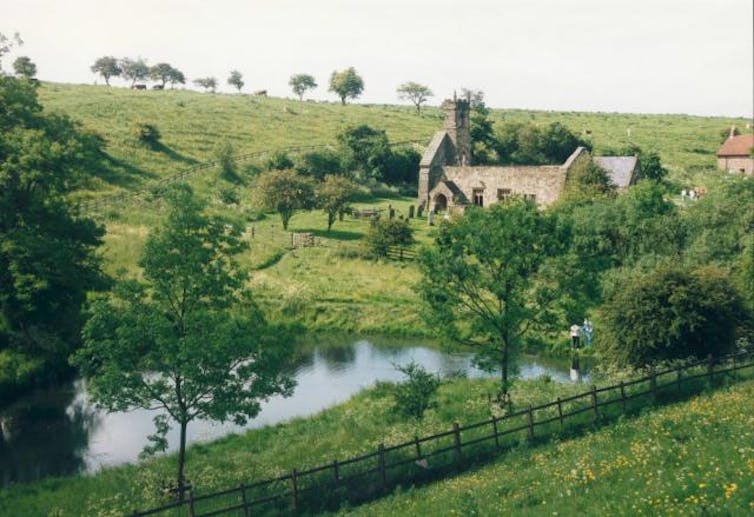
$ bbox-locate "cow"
[132,84,147,90]
[254,89,267,97]
[152,84,164,90]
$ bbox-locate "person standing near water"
[570,323,581,348]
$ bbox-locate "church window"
[497,188,511,201]
[473,189,484,206]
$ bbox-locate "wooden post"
[556,397,564,427]
[591,385,599,420]
[527,405,535,441]
[650,367,657,401]
[676,369,682,393]
[619,381,627,411]
[188,488,196,517]
[290,469,298,511]
[414,436,422,459]
[378,444,387,491]
[240,484,250,517]
[409,205,415,218]
[492,417,500,447]
[453,423,463,465]
[333,460,340,483]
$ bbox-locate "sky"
[2,0,753,117]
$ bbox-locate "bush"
[599,265,749,368]
[365,218,414,258]
[214,142,240,183]
[392,361,441,419]
[133,122,161,148]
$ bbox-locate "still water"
[0,337,585,487]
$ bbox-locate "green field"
[35,83,751,337]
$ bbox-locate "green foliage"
[295,149,342,180]
[218,186,240,205]
[564,155,616,200]
[12,56,36,79]
[132,121,162,148]
[337,124,392,181]
[214,141,239,182]
[149,63,183,88]
[90,56,121,86]
[72,186,295,493]
[385,146,421,185]
[600,265,748,367]
[266,150,294,171]
[636,151,667,182]
[289,73,317,100]
[119,57,149,87]
[417,200,563,396]
[396,82,433,114]
[329,67,364,105]
[366,218,415,257]
[0,75,107,386]
[227,70,244,92]
[392,361,441,419]
[193,77,217,93]
[316,175,358,231]
[495,121,589,165]
[254,169,315,230]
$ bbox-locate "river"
[0,337,587,487]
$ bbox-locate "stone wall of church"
[443,165,567,207]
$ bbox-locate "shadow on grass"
[151,142,200,166]
[92,153,156,188]
[296,228,364,241]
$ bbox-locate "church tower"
[441,94,472,166]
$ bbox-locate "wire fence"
[131,349,754,517]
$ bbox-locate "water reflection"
[0,338,587,487]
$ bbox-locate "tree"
[266,151,294,171]
[1,74,107,386]
[289,73,317,101]
[72,186,295,497]
[392,361,441,419]
[336,124,392,181]
[494,121,589,165]
[366,218,415,257]
[328,67,364,105]
[166,67,186,89]
[397,82,433,114]
[120,57,149,87]
[636,151,667,182]
[227,70,244,92]
[600,265,748,368]
[90,56,121,86]
[417,200,562,400]
[150,63,181,88]
[563,155,615,200]
[294,149,342,181]
[193,77,217,93]
[0,32,23,72]
[254,169,315,230]
[316,175,358,231]
[12,56,36,79]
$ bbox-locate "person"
[582,318,594,347]
[570,323,581,348]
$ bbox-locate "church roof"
[594,156,638,189]
[420,131,451,167]
[717,134,754,157]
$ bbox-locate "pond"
[0,337,588,487]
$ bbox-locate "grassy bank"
[348,379,754,516]
[2,358,752,516]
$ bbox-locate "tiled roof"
[594,156,638,189]
[717,134,754,157]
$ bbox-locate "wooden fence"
[132,350,754,517]
[386,246,417,261]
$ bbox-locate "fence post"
[676,369,682,393]
[650,367,657,401]
[378,443,387,491]
[188,487,196,517]
[492,417,500,447]
[591,385,599,420]
[453,423,463,466]
[556,397,564,427]
[240,484,250,517]
[414,436,422,459]
[333,460,340,483]
[527,405,535,441]
[619,381,627,411]
[290,469,298,512]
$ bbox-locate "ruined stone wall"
[419,132,454,207]
[443,165,567,207]
[718,156,754,176]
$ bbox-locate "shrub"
[599,265,749,368]
[392,361,441,419]
[365,218,414,258]
[133,122,161,148]
[214,142,240,183]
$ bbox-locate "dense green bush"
[392,361,441,419]
[365,218,414,257]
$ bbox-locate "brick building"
[717,133,754,176]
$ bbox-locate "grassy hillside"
[35,83,752,337]
[350,380,754,516]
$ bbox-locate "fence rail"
[132,350,754,516]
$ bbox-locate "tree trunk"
[177,419,188,500]
[341,96,346,105]
[501,344,509,397]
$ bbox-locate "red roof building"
[717,134,754,176]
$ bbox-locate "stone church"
[418,96,637,212]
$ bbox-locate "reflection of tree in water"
[0,381,102,487]
[318,343,356,372]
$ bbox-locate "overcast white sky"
[2,0,753,116]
